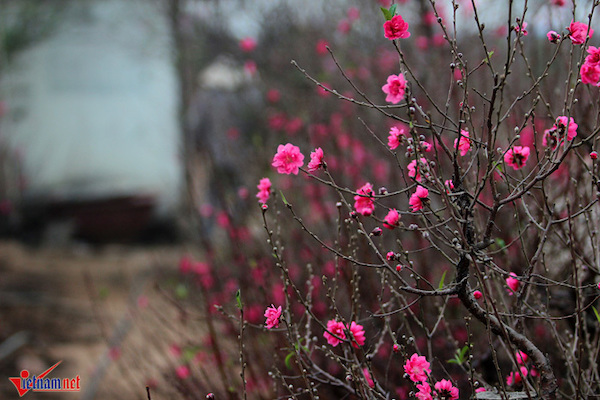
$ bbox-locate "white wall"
[0,0,181,216]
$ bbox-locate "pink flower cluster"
[581,46,600,86]
[543,116,578,148]
[256,178,271,204]
[323,319,365,348]
[507,350,538,386]
[454,129,471,156]
[404,354,459,400]
[408,157,428,181]
[354,182,375,216]
[388,126,405,149]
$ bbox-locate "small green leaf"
[438,270,447,290]
[593,306,600,324]
[98,287,110,299]
[380,7,392,20]
[447,359,459,364]
[235,289,243,310]
[279,190,289,206]
[459,345,469,360]
[175,284,188,299]
[495,238,506,248]
[284,352,295,370]
[389,4,397,17]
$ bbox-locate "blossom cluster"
[404,353,459,400]
[323,319,366,348]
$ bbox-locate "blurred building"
[0,0,182,241]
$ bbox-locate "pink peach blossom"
[415,382,433,400]
[454,129,471,156]
[404,353,431,382]
[176,365,190,379]
[256,177,271,204]
[568,21,593,45]
[323,319,346,346]
[506,272,520,295]
[409,186,429,212]
[434,379,459,400]
[382,74,407,104]
[239,37,257,52]
[556,116,578,141]
[473,290,483,299]
[383,209,400,229]
[315,39,329,55]
[516,350,528,365]
[547,30,560,43]
[580,63,600,85]
[383,15,411,40]
[363,368,375,388]
[348,321,365,348]
[307,147,324,173]
[272,143,304,175]
[354,182,375,216]
[264,304,282,329]
[388,126,404,149]
[504,146,530,170]
[514,21,528,36]
[408,157,428,181]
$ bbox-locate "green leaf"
[438,270,447,290]
[98,287,110,300]
[593,306,600,324]
[284,352,295,370]
[447,359,459,364]
[389,4,397,17]
[235,289,243,310]
[495,238,506,248]
[279,190,289,206]
[380,7,392,20]
[175,284,188,299]
[459,345,469,360]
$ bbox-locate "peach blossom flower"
[256,177,271,204]
[504,146,530,170]
[454,129,471,156]
[348,321,365,348]
[388,126,405,149]
[383,209,400,229]
[323,319,346,346]
[354,182,375,216]
[568,21,593,45]
[307,148,324,173]
[382,74,407,104]
[409,186,429,212]
[404,353,431,382]
[506,272,520,295]
[264,304,282,329]
[434,379,459,400]
[272,143,304,175]
[383,15,411,40]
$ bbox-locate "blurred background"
[0,0,588,398]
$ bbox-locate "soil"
[0,240,195,399]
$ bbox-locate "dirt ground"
[0,240,202,399]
